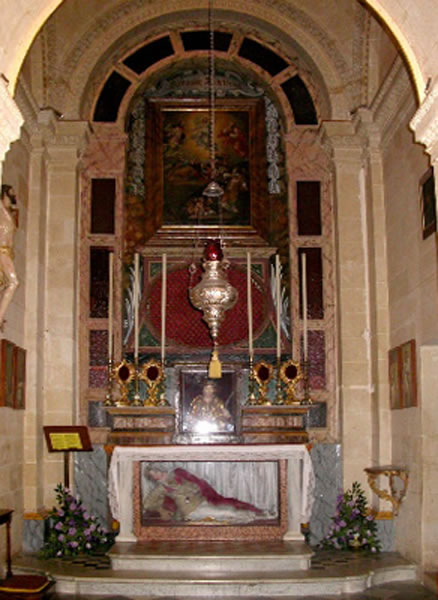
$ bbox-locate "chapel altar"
[94,62,329,549]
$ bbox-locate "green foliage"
[319,481,381,552]
[40,484,115,558]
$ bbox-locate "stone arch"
[0,0,427,105]
[43,3,350,120]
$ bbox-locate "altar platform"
[10,543,422,599]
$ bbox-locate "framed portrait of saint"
[145,98,268,239]
[175,364,240,442]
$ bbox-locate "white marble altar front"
[108,444,315,542]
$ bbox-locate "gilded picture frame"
[145,98,268,236]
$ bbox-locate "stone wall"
[383,96,438,568]
[0,134,30,561]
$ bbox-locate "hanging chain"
[209,0,216,182]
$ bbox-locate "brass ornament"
[140,359,164,406]
[279,359,303,405]
[113,359,136,405]
[253,361,274,405]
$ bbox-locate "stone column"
[321,120,375,493]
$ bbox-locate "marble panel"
[376,518,395,551]
[74,445,109,528]
[306,402,327,428]
[22,519,46,553]
[309,443,342,545]
[88,401,111,428]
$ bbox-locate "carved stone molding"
[410,80,438,159]
[370,56,414,150]
[14,78,40,136]
[0,79,24,164]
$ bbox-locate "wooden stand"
[0,509,51,599]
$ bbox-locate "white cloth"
[108,444,315,541]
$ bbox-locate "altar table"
[108,444,315,541]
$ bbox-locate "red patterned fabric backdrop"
[146,265,269,348]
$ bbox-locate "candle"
[247,252,253,361]
[161,253,167,362]
[108,252,114,361]
[276,254,281,359]
[134,253,139,361]
[301,251,308,362]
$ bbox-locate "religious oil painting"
[13,346,26,410]
[178,366,238,439]
[388,345,402,409]
[400,339,417,408]
[145,98,267,230]
[0,339,15,408]
[139,460,280,527]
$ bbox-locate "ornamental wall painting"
[162,108,250,225]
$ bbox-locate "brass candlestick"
[301,360,313,405]
[104,358,115,406]
[275,358,284,404]
[247,356,257,405]
[132,357,142,406]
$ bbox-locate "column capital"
[0,79,24,163]
[42,117,92,164]
[320,119,364,163]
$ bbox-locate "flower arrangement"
[40,484,115,558]
[319,481,381,552]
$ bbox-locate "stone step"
[13,549,418,598]
[54,562,417,597]
[108,540,313,572]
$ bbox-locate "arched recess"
[84,28,326,129]
[78,20,337,438]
